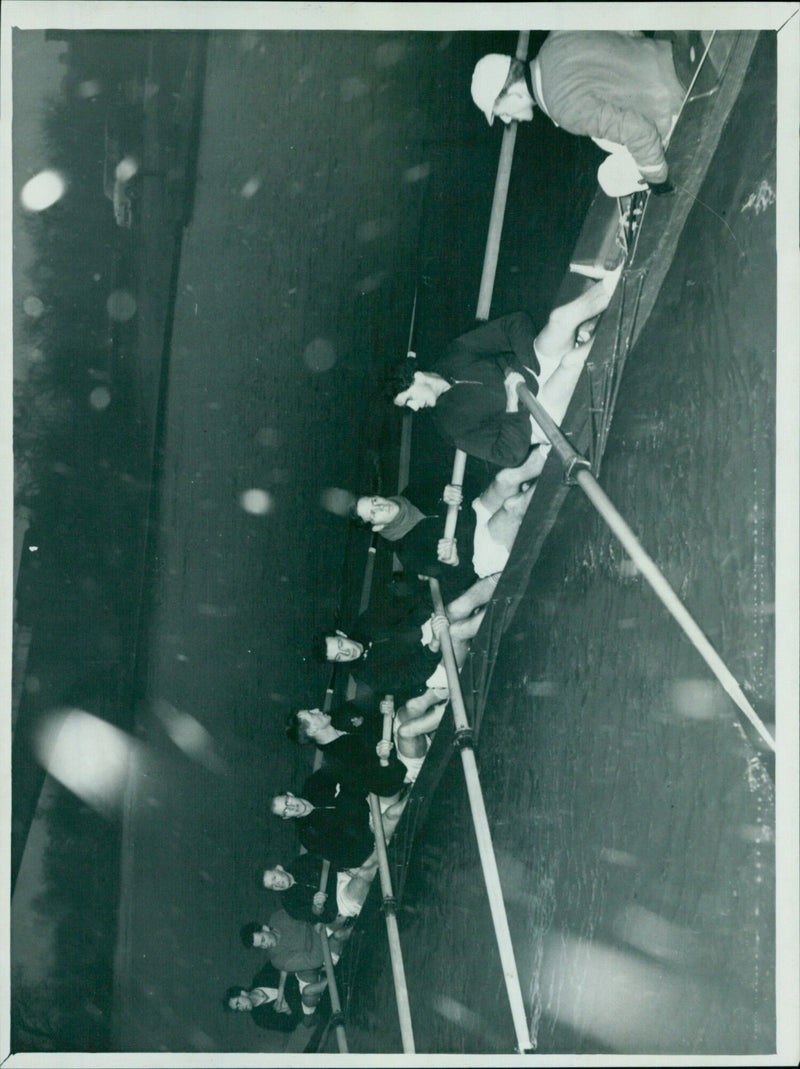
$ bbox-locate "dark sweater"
[296,768,374,869]
[248,962,302,1032]
[390,478,478,602]
[431,313,540,468]
[280,852,339,925]
[316,732,407,799]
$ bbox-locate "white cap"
[471,54,513,125]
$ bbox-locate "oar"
[367,790,416,1052]
[398,287,418,494]
[316,859,348,1052]
[507,369,775,752]
[441,451,467,548]
[428,578,534,1053]
[379,695,395,766]
[444,31,530,551]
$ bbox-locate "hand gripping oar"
[441,450,467,553]
[275,971,289,1015]
[503,364,775,753]
[379,695,395,766]
[316,859,348,1052]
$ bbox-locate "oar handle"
[318,858,330,895]
[380,695,395,766]
[443,451,467,540]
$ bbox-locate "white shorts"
[336,870,365,918]
[393,718,431,784]
[472,497,510,578]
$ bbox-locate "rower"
[470,31,689,194]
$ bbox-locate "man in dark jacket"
[224,962,305,1033]
[351,477,478,602]
[470,32,690,191]
[286,706,408,800]
[352,434,556,588]
[392,288,613,468]
[269,767,374,870]
[262,851,379,925]
[262,852,340,925]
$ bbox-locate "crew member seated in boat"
[350,478,478,603]
[312,576,500,724]
[262,851,379,925]
[240,910,350,972]
[269,766,375,869]
[470,31,688,193]
[352,441,552,587]
[391,280,615,469]
[223,962,306,1033]
[286,706,408,800]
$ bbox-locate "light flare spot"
[320,487,356,517]
[374,40,407,67]
[356,217,393,243]
[239,488,273,515]
[669,678,725,721]
[89,386,111,411]
[303,336,337,372]
[106,290,137,322]
[115,156,139,182]
[739,822,774,845]
[403,162,431,183]
[21,170,67,211]
[241,177,261,198]
[256,427,279,448]
[33,708,141,818]
[77,79,101,99]
[153,699,227,774]
[23,296,44,318]
[340,76,369,102]
[353,272,387,296]
[618,558,639,579]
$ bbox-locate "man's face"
[356,495,401,528]
[229,993,253,1012]
[262,865,294,892]
[271,792,314,820]
[493,88,535,125]
[325,635,364,663]
[297,708,331,736]
[393,371,439,412]
[252,926,278,950]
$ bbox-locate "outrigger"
[297,29,768,1055]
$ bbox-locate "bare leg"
[478,446,549,514]
[535,278,615,384]
[444,574,500,623]
[531,337,597,444]
[397,700,448,739]
[380,794,410,844]
[485,482,537,553]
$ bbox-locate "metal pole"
[398,287,418,494]
[442,451,467,541]
[446,32,530,544]
[358,538,378,615]
[368,792,416,1053]
[317,860,349,1052]
[512,380,776,752]
[476,31,530,320]
[429,579,534,1052]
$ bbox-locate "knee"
[396,704,414,727]
[492,468,519,495]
